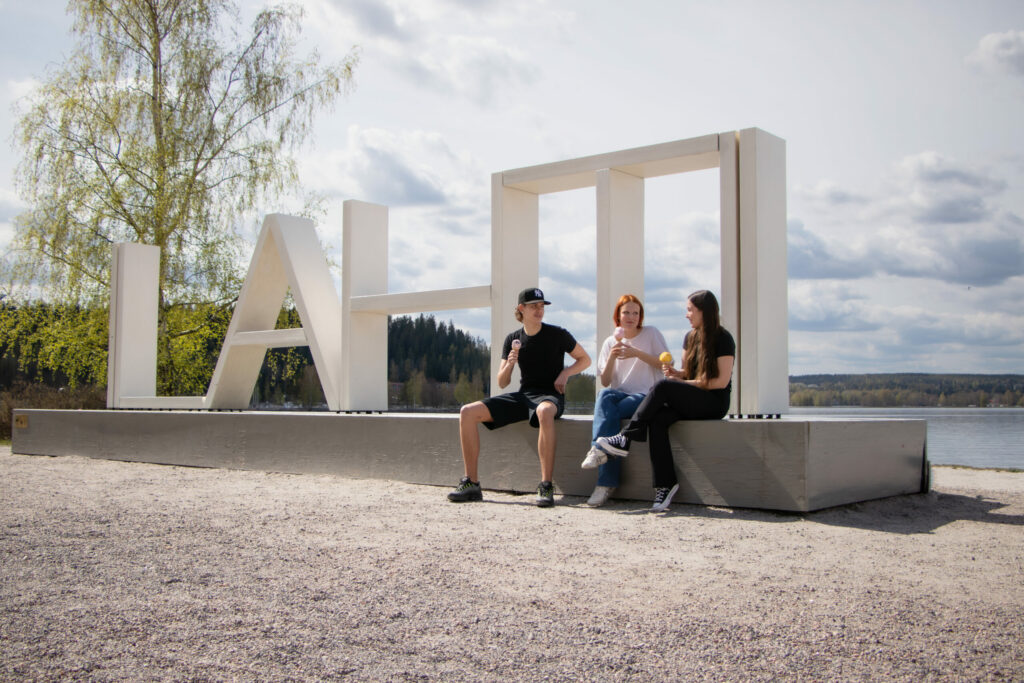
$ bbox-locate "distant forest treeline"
[790,374,1024,408]
[386,314,490,408]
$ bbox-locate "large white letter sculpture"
[109,214,343,409]
[107,128,787,416]
[489,128,788,416]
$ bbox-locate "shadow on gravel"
[572,491,1024,535]
[803,491,1024,535]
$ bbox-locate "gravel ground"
[2,446,1023,681]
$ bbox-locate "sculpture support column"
[737,128,788,415]
[596,168,645,377]
[718,131,740,416]
[107,243,159,408]
[490,174,539,394]
[342,200,389,410]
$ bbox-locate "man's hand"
[554,369,570,394]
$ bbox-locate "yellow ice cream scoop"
[659,351,673,364]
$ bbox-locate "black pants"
[621,379,730,488]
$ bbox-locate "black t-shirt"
[682,327,736,391]
[502,323,578,394]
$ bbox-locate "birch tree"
[10,0,357,392]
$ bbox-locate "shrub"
[1,383,106,439]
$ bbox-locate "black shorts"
[481,391,565,430]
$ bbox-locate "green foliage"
[404,369,426,408]
[0,305,490,411]
[454,371,485,405]
[387,315,490,385]
[157,303,232,396]
[387,314,490,410]
[564,373,595,406]
[9,0,357,390]
[789,374,1024,408]
[0,301,319,409]
[249,307,319,407]
[0,302,108,387]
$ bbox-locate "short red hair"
[613,294,644,329]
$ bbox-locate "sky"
[2,0,1023,376]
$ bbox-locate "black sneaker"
[536,480,555,507]
[448,477,482,502]
[595,433,631,457]
[651,484,680,512]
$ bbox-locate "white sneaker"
[587,486,614,507]
[651,484,680,512]
[580,445,607,469]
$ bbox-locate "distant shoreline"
[935,463,1023,473]
[790,373,1024,408]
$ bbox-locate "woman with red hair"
[580,294,669,506]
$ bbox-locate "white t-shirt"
[596,325,669,395]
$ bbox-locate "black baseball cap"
[518,287,551,305]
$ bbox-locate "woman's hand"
[611,340,635,359]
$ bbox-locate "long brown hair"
[612,294,644,329]
[682,290,721,382]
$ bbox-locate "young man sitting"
[448,287,591,507]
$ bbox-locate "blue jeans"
[591,388,646,487]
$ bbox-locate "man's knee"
[535,401,558,423]
[460,401,490,424]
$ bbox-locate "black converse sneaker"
[651,484,680,512]
[536,480,555,507]
[595,433,631,457]
[448,477,482,502]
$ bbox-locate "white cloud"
[788,281,878,333]
[786,145,1024,373]
[0,222,15,254]
[303,0,561,106]
[0,187,24,278]
[294,124,494,302]
[645,211,720,297]
[794,180,868,207]
[967,30,1024,77]
[344,0,408,39]
[400,35,540,106]
[889,151,1005,224]
[787,219,872,280]
[302,125,486,208]
[6,77,40,103]
[788,277,1024,374]
[789,152,1023,288]
[0,187,26,225]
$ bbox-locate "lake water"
[789,407,1024,470]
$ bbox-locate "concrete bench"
[12,409,927,512]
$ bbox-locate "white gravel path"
[2,448,1022,681]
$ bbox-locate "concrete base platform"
[11,409,928,512]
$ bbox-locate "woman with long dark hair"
[595,290,735,511]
